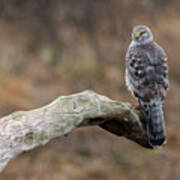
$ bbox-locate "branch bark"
[0,90,152,173]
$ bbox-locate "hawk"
[125,25,168,147]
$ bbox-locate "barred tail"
[147,102,166,147]
[139,100,166,147]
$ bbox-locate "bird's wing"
[126,43,168,102]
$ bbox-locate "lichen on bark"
[0,90,151,173]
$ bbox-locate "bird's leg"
[133,92,141,108]
[134,102,140,108]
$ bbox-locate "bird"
[125,25,169,148]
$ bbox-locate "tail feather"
[148,102,166,147]
[139,100,166,147]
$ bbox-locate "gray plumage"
[125,25,168,148]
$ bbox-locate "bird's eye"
[135,32,140,37]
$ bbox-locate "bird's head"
[132,25,153,45]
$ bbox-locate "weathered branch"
[0,90,151,173]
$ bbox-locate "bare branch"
[0,90,151,173]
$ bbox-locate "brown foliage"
[0,0,180,179]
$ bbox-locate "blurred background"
[0,0,179,179]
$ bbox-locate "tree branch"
[0,90,151,173]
